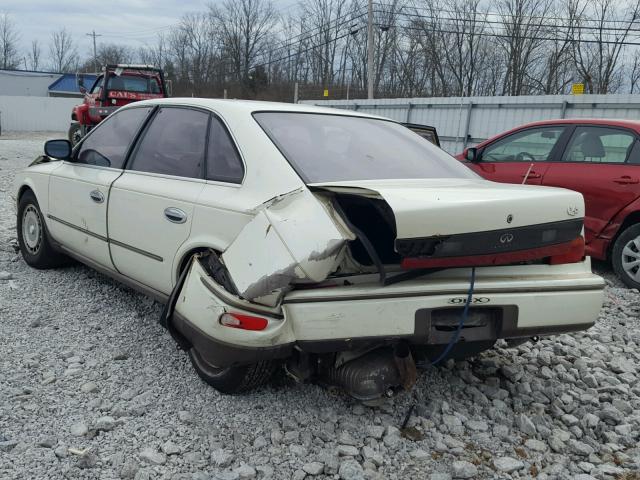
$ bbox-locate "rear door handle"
[521,171,541,179]
[164,207,187,224]
[89,190,104,203]
[613,176,639,184]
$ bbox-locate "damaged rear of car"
[168,109,604,402]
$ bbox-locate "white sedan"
[15,98,604,401]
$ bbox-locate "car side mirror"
[465,147,479,162]
[44,139,72,160]
[79,85,87,95]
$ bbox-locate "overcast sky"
[4,0,216,67]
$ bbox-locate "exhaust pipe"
[319,344,417,403]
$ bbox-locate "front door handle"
[613,176,639,185]
[164,207,187,224]
[89,190,104,203]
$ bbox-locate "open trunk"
[311,178,585,269]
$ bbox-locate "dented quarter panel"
[174,258,294,348]
[222,189,354,300]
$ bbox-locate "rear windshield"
[253,112,477,183]
[107,74,161,93]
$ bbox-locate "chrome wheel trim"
[621,235,640,282]
[22,205,42,255]
[72,128,83,145]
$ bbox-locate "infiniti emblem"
[500,233,514,244]
[567,206,579,216]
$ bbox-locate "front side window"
[482,127,565,162]
[129,107,208,178]
[76,107,152,168]
[207,117,244,183]
[90,76,104,94]
[253,112,477,183]
[563,126,636,164]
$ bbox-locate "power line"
[395,1,640,27]
[396,23,640,46]
[391,9,640,36]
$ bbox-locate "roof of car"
[513,118,640,129]
[474,117,640,149]
[124,97,389,121]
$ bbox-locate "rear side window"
[129,107,209,178]
[76,107,151,169]
[482,127,565,162]
[563,126,636,164]
[207,117,244,183]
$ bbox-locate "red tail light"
[219,312,268,331]
[548,236,585,265]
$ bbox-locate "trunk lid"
[309,178,585,239]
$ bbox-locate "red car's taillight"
[219,312,268,331]
[548,236,585,265]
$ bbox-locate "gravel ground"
[1,132,639,480]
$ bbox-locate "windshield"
[107,74,161,93]
[253,112,477,183]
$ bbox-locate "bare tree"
[49,28,79,73]
[0,13,20,69]
[210,0,278,94]
[497,0,554,96]
[28,39,41,71]
[573,0,640,94]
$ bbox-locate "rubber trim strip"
[47,214,163,262]
[47,214,108,242]
[283,283,604,304]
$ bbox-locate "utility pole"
[86,30,102,72]
[366,0,374,99]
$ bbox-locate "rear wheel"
[188,347,275,394]
[17,190,69,269]
[612,223,640,289]
[68,123,83,146]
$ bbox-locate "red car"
[458,119,640,289]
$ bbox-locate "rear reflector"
[219,312,268,331]
[401,237,585,269]
[548,236,585,265]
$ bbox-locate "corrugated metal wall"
[0,96,78,132]
[305,94,640,154]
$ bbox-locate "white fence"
[0,96,78,133]
[305,94,640,154]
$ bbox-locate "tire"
[68,123,83,146]
[17,190,69,269]
[188,347,275,394]
[612,223,640,289]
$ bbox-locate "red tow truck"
[69,64,169,145]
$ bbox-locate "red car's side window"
[481,127,565,163]
[562,127,636,164]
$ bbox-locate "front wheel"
[188,347,275,394]
[612,223,640,289]
[68,123,83,146]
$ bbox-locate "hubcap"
[22,205,42,255]
[621,235,640,282]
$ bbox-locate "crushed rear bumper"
[173,259,604,367]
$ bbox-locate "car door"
[107,106,209,295]
[469,126,568,185]
[47,106,152,267]
[402,123,440,147]
[541,125,640,243]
